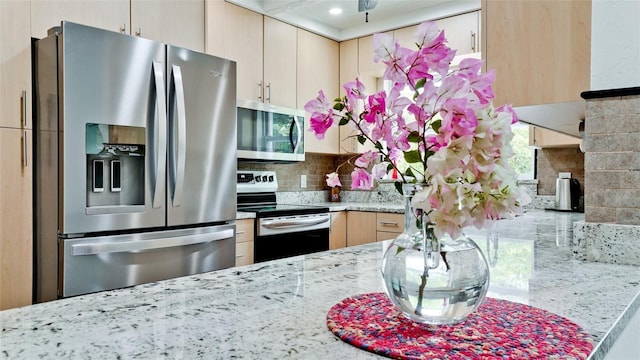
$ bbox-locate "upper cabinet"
[436,11,480,56]
[482,0,591,107]
[205,1,263,103]
[297,29,340,154]
[31,0,204,52]
[1,0,31,129]
[130,0,204,52]
[205,3,296,108]
[263,17,297,109]
[358,32,392,77]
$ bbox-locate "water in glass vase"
[381,236,490,325]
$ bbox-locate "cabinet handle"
[471,31,476,52]
[119,24,127,33]
[265,82,271,103]
[21,90,27,127]
[258,81,263,102]
[236,254,245,258]
[135,27,141,37]
[22,131,28,168]
[237,230,245,235]
[379,221,399,226]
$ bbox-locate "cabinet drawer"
[376,213,404,233]
[235,241,254,267]
[376,231,398,242]
[236,219,254,243]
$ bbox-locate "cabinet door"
[297,29,340,154]
[30,0,129,39]
[484,0,590,107]
[1,0,31,129]
[338,39,377,154]
[436,11,480,55]
[346,212,376,247]
[0,128,33,310]
[264,17,297,108]
[206,2,263,102]
[131,0,204,52]
[329,212,347,250]
[235,219,254,266]
[358,33,390,77]
[530,127,581,148]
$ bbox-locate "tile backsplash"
[536,148,585,196]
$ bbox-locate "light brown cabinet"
[205,1,263,102]
[529,126,581,148]
[338,38,377,154]
[0,0,33,310]
[0,128,33,310]
[205,4,297,107]
[346,212,377,247]
[297,29,340,154]
[31,0,204,52]
[329,212,347,250]
[376,212,404,242]
[235,219,255,267]
[482,0,590,107]
[436,11,480,56]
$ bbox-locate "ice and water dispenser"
[86,124,145,211]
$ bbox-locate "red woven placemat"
[327,292,594,359]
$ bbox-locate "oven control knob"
[255,176,261,182]
[262,175,268,182]
[268,175,274,182]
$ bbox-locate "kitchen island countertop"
[1,210,639,359]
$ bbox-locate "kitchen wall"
[536,148,585,196]
[238,153,338,191]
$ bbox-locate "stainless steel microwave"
[237,99,305,162]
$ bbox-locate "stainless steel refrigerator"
[33,21,237,302]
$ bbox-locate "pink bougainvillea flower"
[351,168,372,190]
[496,104,519,124]
[355,150,378,168]
[326,172,342,188]
[362,91,387,124]
[305,90,334,139]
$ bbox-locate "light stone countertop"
[4,210,639,359]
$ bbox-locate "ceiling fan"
[358,0,379,22]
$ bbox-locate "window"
[508,123,535,180]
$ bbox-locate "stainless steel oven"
[237,170,330,262]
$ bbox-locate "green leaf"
[415,78,426,90]
[374,142,383,150]
[357,135,366,145]
[394,181,404,195]
[403,150,422,164]
[407,131,421,143]
[405,167,415,178]
[334,97,342,103]
[386,163,394,171]
[333,103,345,111]
[431,119,442,133]
[339,117,349,126]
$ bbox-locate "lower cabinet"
[0,128,33,310]
[329,211,347,250]
[376,213,404,242]
[346,212,377,247]
[235,219,254,267]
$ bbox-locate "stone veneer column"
[575,87,640,266]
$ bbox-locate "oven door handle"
[262,217,329,229]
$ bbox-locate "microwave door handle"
[70,229,234,256]
[152,61,167,209]
[290,115,302,154]
[170,65,187,207]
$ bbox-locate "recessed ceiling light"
[329,7,343,15]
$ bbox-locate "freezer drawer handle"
[71,229,234,256]
[262,217,329,229]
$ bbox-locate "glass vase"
[380,183,490,325]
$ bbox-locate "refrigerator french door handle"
[152,61,167,209]
[292,115,302,154]
[170,64,187,207]
[71,229,234,256]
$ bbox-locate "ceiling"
[226,0,481,41]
